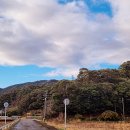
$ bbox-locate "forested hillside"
[1,61,130,118]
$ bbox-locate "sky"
[0,0,130,88]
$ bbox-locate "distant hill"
[0,79,59,115]
[0,79,58,94]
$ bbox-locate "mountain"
[0,79,58,94]
[0,79,59,116]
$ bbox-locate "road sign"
[63,98,70,130]
[64,98,70,105]
[4,102,9,125]
[4,102,9,108]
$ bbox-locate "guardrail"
[0,119,20,130]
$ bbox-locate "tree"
[119,61,130,78]
[98,110,120,121]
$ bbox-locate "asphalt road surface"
[11,119,48,130]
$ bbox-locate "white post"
[65,101,67,130]
[5,108,6,125]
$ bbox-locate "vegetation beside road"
[47,120,130,130]
[0,121,5,127]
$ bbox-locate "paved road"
[11,119,48,130]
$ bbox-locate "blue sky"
[59,0,112,16]
[0,65,68,88]
[0,65,72,88]
[0,0,130,88]
[0,63,119,88]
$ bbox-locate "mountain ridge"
[0,79,58,93]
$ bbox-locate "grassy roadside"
[46,119,130,130]
[4,119,20,130]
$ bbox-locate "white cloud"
[0,0,130,77]
[44,67,79,78]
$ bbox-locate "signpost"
[4,102,9,125]
[63,98,70,130]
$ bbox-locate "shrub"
[98,110,120,121]
[7,107,19,116]
[74,114,85,121]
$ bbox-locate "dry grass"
[0,121,13,128]
[0,121,5,127]
[47,120,130,130]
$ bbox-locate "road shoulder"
[34,120,58,130]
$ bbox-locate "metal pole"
[65,101,67,130]
[122,97,125,120]
[5,108,6,125]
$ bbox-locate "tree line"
[0,61,130,118]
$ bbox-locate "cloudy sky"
[0,0,130,88]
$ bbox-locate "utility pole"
[122,97,125,120]
[43,91,48,122]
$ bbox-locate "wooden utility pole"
[43,91,48,122]
[122,97,125,120]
